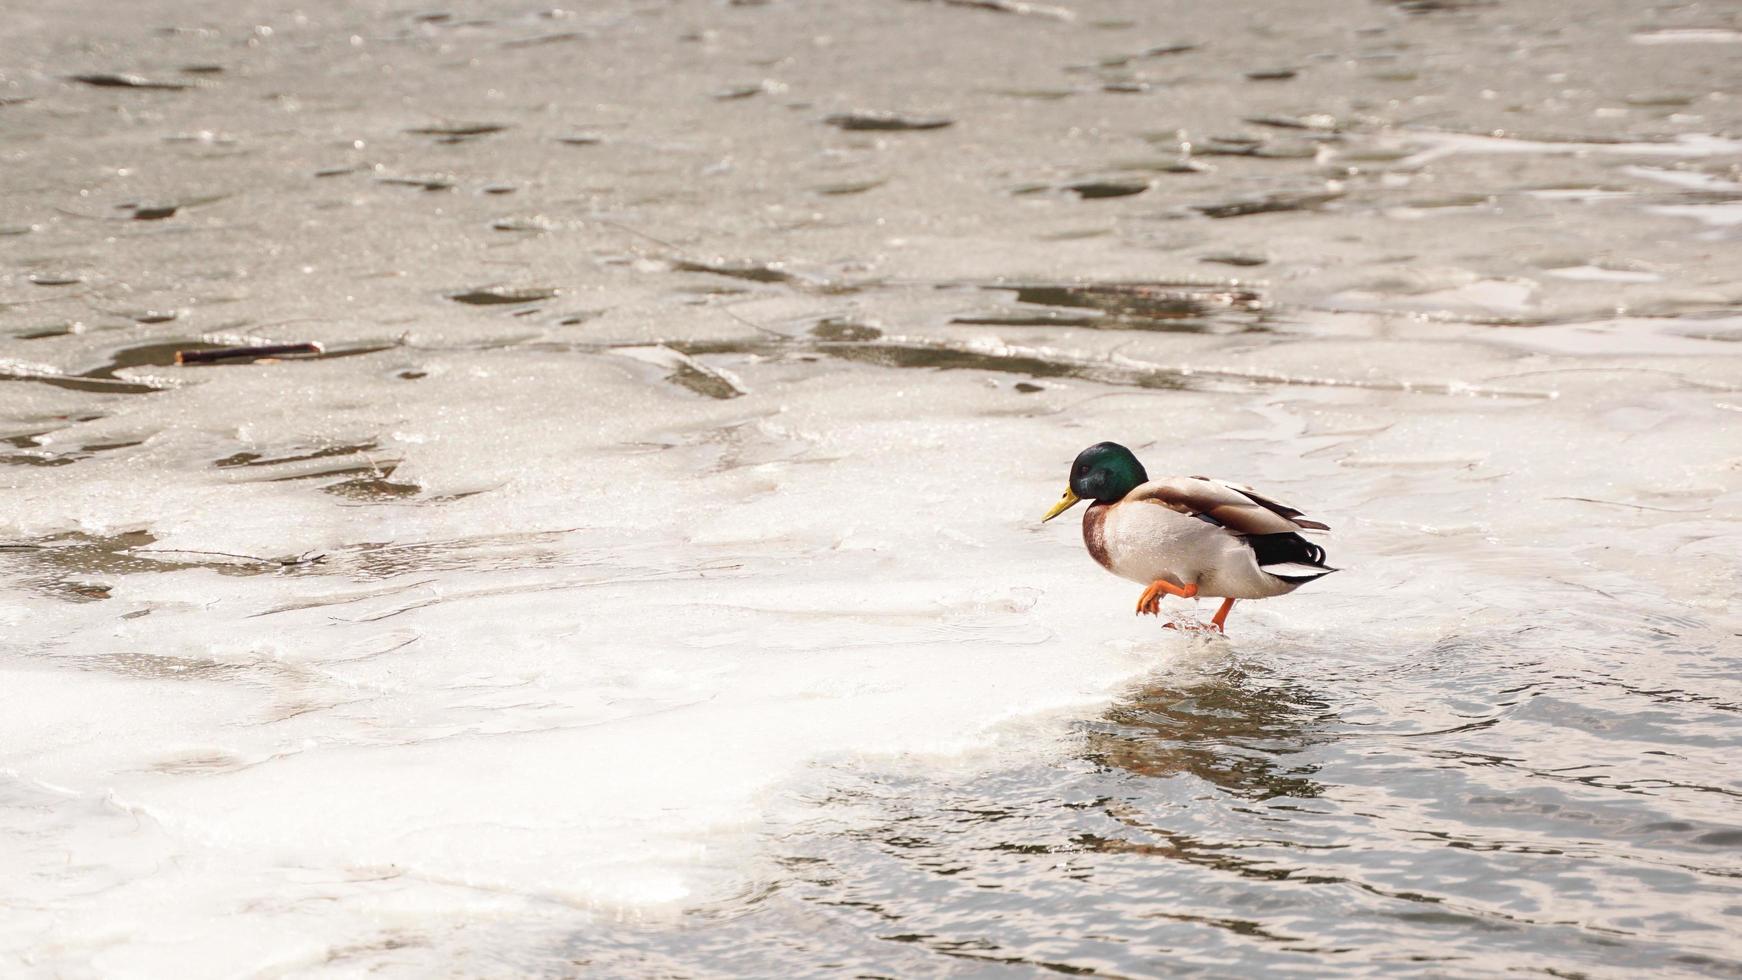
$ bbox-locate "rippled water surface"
[3,0,1740,976]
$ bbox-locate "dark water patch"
[1136,41,1197,57]
[216,442,383,470]
[1623,93,1696,109]
[1063,176,1151,199]
[1,433,142,468]
[713,82,772,100]
[68,73,191,91]
[994,88,1078,101]
[315,166,357,178]
[667,362,745,400]
[810,318,884,341]
[673,283,749,299]
[405,123,508,144]
[1247,68,1298,81]
[224,441,417,501]
[986,281,1264,323]
[49,581,114,601]
[101,341,223,374]
[375,174,456,191]
[1,530,319,602]
[1109,156,1210,174]
[28,274,83,286]
[268,453,410,495]
[813,178,887,196]
[324,473,422,501]
[55,194,227,223]
[1191,188,1344,218]
[216,441,421,500]
[824,111,953,131]
[1380,0,1497,12]
[0,340,225,395]
[1098,41,1198,69]
[180,64,225,75]
[1194,137,1321,160]
[500,31,586,48]
[0,369,165,395]
[672,258,797,284]
[1198,134,1262,153]
[1201,253,1269,267]
[448,285,559,305]
[556,133,604,146]
[615,345,747,399]
[14,322,85,340]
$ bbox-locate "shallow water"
[2,0,1740,976]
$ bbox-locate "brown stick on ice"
[175,342,325,365]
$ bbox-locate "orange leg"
[1135,579,1198,617]
[1210,597,1236,633]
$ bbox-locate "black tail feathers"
[1248,532,1331,570]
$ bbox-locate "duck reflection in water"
[1084,661,1335,802]
[1068,662,1340,881]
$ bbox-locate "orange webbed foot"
[1135,580,1198,619]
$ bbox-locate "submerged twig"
[176,343,324,364]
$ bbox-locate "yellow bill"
[1042,487,1081,522]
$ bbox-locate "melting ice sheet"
[3,0,1742,975]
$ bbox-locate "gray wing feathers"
[1197,477,1331,531]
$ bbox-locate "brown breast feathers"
[1082,502,1113,571]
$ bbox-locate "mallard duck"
[1042,442,1334,632]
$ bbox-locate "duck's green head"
[1042,442,1149,521]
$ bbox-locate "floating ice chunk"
[1544,265,1662,283]
[1401,131,1742,167]
[1631,28,1742,44]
